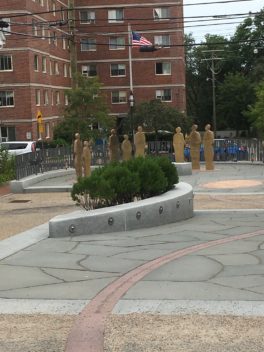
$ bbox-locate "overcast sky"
[184,0,264,42]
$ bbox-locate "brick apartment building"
[0,0,185,142]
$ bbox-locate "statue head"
[137,126,143,132]
[75,133,80,139]
[83,140,89,147]
[176,127,181,133]
[205,124,211,131]
[123,134,128,140]
[111,129,116,135]
[192,124,198,131]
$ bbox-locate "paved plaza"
[0,162,264,351]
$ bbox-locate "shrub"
[72,156,176,210]
[0,147,15,185]
[153,156,179,191]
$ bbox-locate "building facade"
[0,0,185,142]
[0,0,72,141]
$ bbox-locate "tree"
[244,81,264,137]
[54,73,113,144]
[216,73,255,135]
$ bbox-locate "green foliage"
[71,156,179,210]
[217,73,255,134]
[153,156,179,191]
[54,73,114,144]
[244,81,264,137]
[0,147,15,185]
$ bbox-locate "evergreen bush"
[153,156,179,191]
[0,147,15,185]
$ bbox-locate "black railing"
[14,139,264,180]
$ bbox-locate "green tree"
[216,72,255,135]
[244,81,264,137]
[54,73,113,144]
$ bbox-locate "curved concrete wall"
[49,182,193,237]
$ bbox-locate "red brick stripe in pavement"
[65,229,264,352]
[0,183,11,197]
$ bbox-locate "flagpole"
[128,23,133,93]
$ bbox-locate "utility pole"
[202,50,224,137]
[68,0,77,87]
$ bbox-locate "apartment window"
[43,90,49,105]
[108,9,124,23]
[35,89,41,105]
[111,91,127,104]
[32,20,38,36]
[55,91,60,105]
[82,64,97,77]
[64,94,69,106]
[110,64,126,76]
[34,55,39,71]
[109,37,125,50]
[156,62,171,75]
[80,10,95,23]
[153,7,170,20]
[0,91,14,107]
[54,61,59,75]
[154,35,170,47]
[156,89,172,102]
[42,56,47,73]
[41,25,45,39]
[61,7,65,21]
[63,63,67,77]
[52,0,56,16]
[52,32,57,46]
[51,91,54,105]
[1,18,11,35]
[45,122,50,138]
[50,61,53,75]
[81,38,96,51]
[62,37,66,49]
[0,55,12,71]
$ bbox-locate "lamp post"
[129,91,134,140]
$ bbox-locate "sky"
[183,0,264,42]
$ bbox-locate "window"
[32,20,38,36]
[108,9,124,23]
[52,32,57,46]
[154,35,170,47]
[64,93,69,106]
[109,37,125,50]
[35,89,41,105]
[51,91,54,105]
[0,91,14,107]
[42,56,47,73]
[156,89,172,102]
[62,37,66,49]
[63,63,67,77]
[41,25,45,39]
[81,38,96,51]
[153,7,170,20]
[1,18,11,35]
[55,91,60,105]
[54,61,59,75]
[43,90,49,105]
[82,64,97,77]
[80,10,95,23]
[111,91,127,104]
[52,0,56,16]
[155,62,171,75]
[0,55,12,71]
[110,64,126,76]
[34,55,39,71]
[50,61,53,75]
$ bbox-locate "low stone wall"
[49,182,193,237]
[172,162,192,176]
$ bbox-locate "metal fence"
[14,138,264,180]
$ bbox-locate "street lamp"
[129,91,134,140]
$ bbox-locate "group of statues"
[109,126,146,162]
[73,123,215,177]
[173,124,215,170]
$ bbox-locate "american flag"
[132,31,152,47]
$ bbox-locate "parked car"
[0,141,36,156]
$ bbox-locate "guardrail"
[14,138,264,180]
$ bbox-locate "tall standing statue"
[203,124,215,170]
[190,124,201,170]
[109,129,119,161]
[173,126,185,163]
[74,132,83,177]
[82,140,91,177]
[121,134,132,161]
[134,126,146,157]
